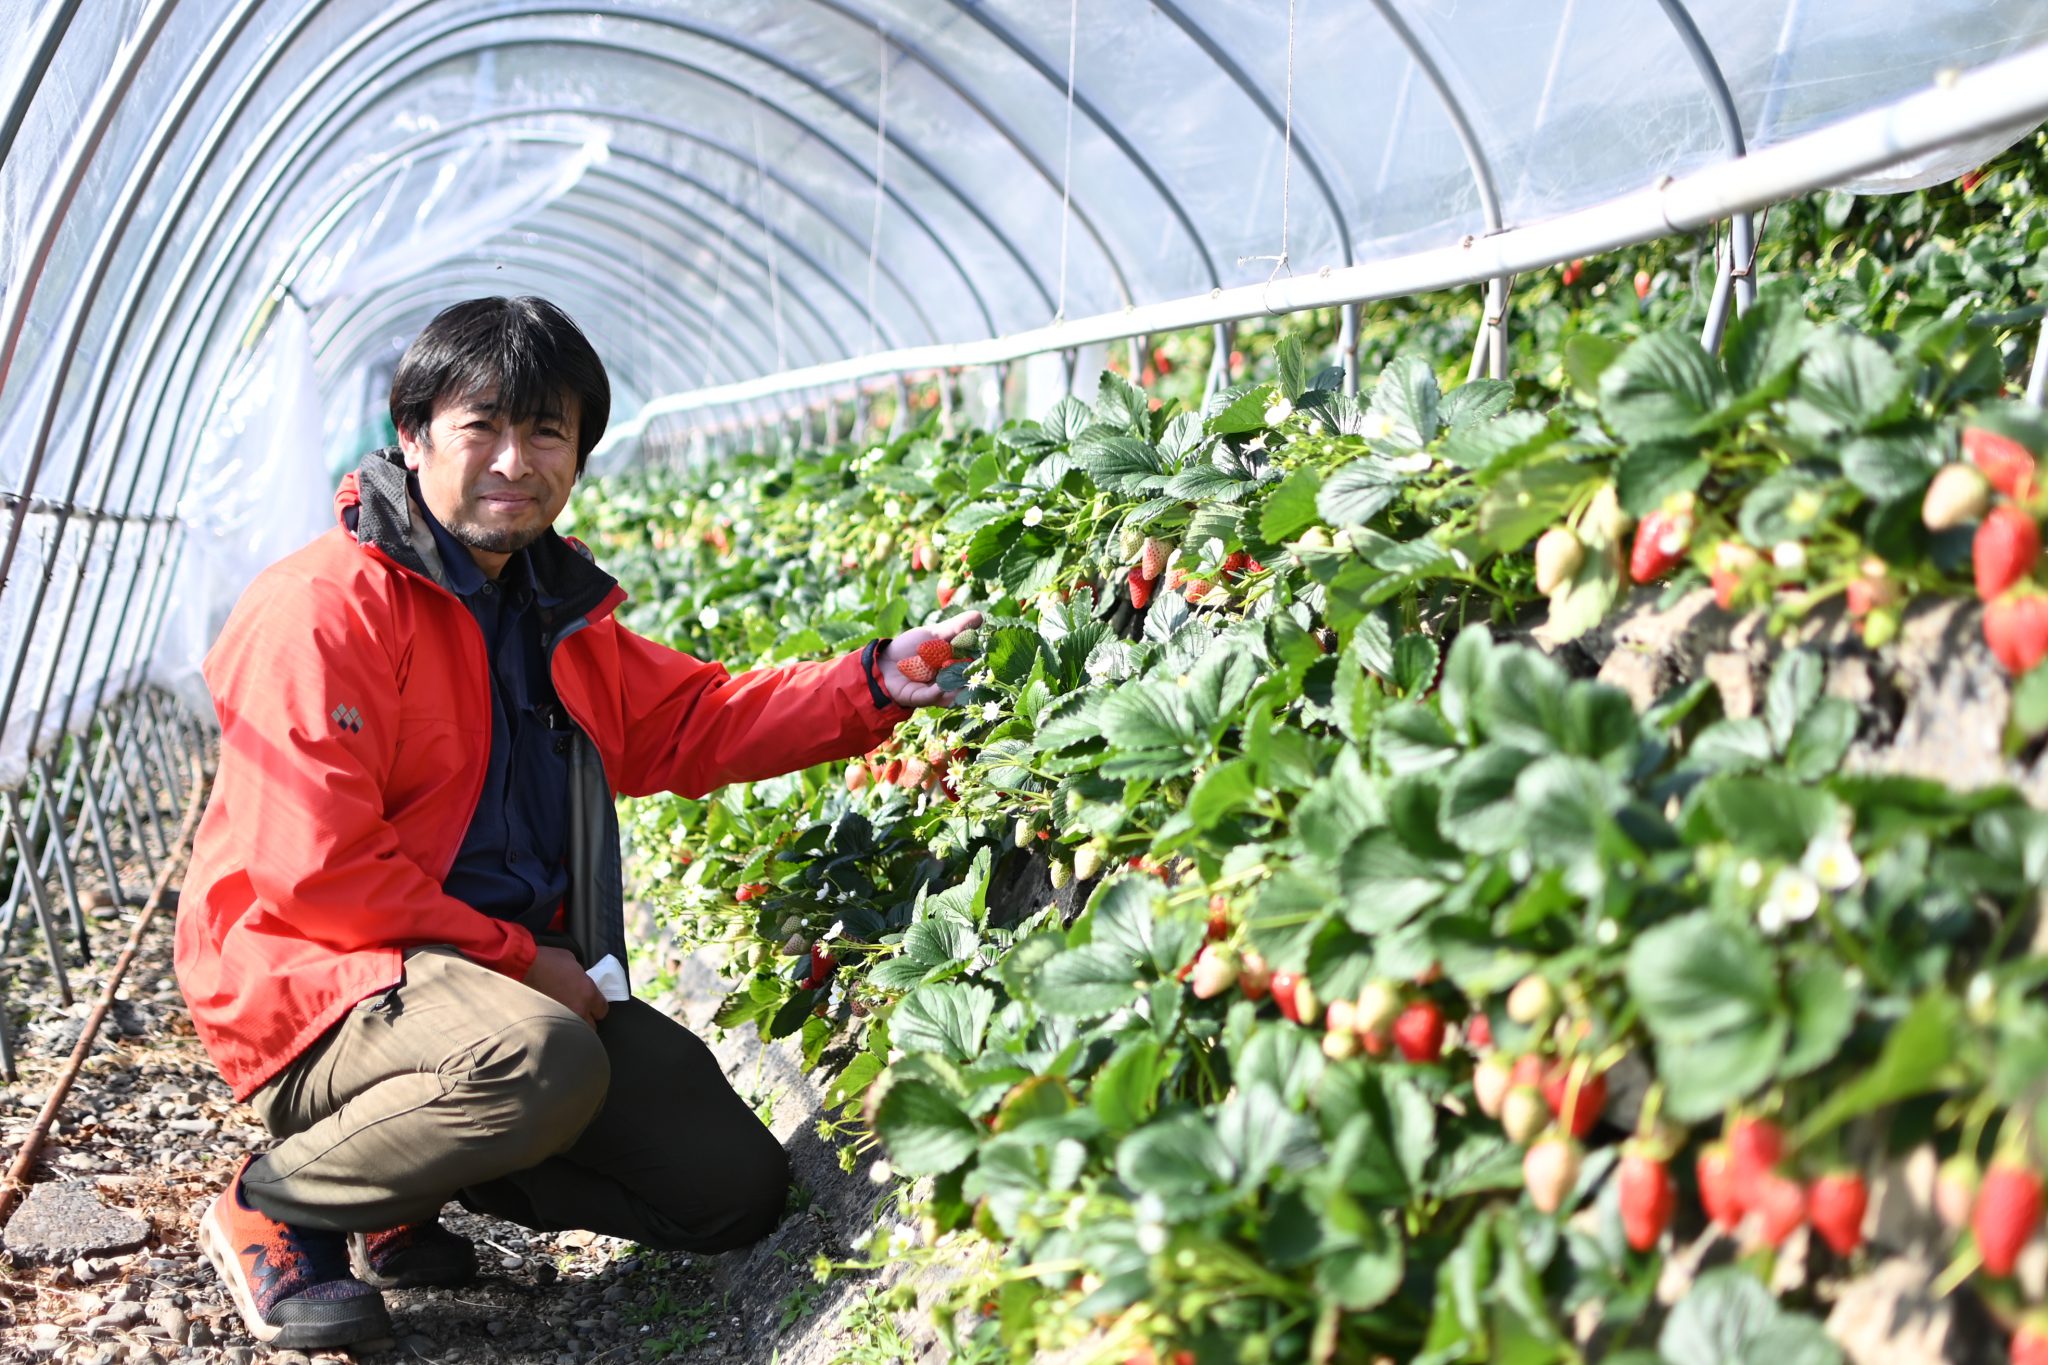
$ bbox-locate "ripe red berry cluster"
[896,637,958,685]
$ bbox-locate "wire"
[867,28,889,355]
[1055,0,1079,323]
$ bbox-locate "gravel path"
[0,892,934,1365]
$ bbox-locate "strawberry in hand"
[877,612,984,708]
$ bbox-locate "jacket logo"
[330,704,364,733]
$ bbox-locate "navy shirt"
[417,488,572,928]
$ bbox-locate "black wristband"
[860,637,896,711]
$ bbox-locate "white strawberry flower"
[698,606,722,630]
[1738,858,1764,890]
[1391,452,1434,475]
[1801,832,1863,892]
[1772,541,1808,572]
[1264,395,1294,426]
[867,1160,894,1185]
[980,701,1004,722]
[1023,506,1044,527]
[1361,412,1394,440]
[1763,868,1822,929]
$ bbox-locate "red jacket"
[176,452,908,1099]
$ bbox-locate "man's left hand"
[878,612,984,708]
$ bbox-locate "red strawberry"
[1562,259,1584,287]
[802,945,837,991]
[881,758,905,785]
[1466,1012,1493,1051]
[1205,895,1230,941]
[1983,591,2048,674]
[1270,971,1319,1027]
[1710,541,1760,612]
[1140,537,1171,581]
[1166,568,1187,591]
[1393,1001,1447,1063]
[1698,1143,1744,1229]
[1974,1156,2043,1277]
[1189,943,1239,1000]
[897,655,937,684]
[1525,1135,1582,1214]
[1541,1061,1608,1139]
[1629,505,1692,584]
[1184,577,1213,605]
[1127,566,1154,610]
[899,756,930,788]
[1754,1170,1808,1247]
[1727,1117,1786,1198]
[1360,1027,1392,1059]
[1618,1150,1676,1252]
[1808,1170,1869,1256]
[2012,1314,2048,1365]
[1509,1054,1546,1089]
[937,583,956,607]
[1960,167,1989,195]
[1634,269,1652,302]
[1966,426,2038,500]
[1237,951,1273,1002]
[918,638,955,671]
[1974,504,2040,600]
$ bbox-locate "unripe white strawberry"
[1118,525,1145,559]
[1140,537,1171,581]
[1501,1085,1548,1144]
[1325,998,1359,1036]
[1583,485,1630,547]
[1506,974,1557,1025]
[1322,1027,1359,1060]
[1048,859,1071,890]
[1922,462,1992,531]
[1533,527,1586,597]
[1524,1134,1583,1214]
[782,933,809,957]
[1190,943,1240,999]
[1473,1054,1514,1119]
[1073,842,1105,882]
[1014,817,1036,847]
[1354,980,1401,1035]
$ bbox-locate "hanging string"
[1054,0,1079,323]
[752,99,787,372]
[867,28,889,355]
[700,214,733,388]
[1241,0,1299,308]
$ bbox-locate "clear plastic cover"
[1,0,2045,760]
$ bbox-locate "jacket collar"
[336,446,621,629]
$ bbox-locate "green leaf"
[2013,663,2048,737]
[1090,1036,1170,1134]
[1369,355,1441,449]
[903,916,979,969]
[1663,1018,1790,1122]
[1476,648,1571,751]
[1188,758,1258,831]
[1660,1267,1842,1365]
[1318,461,1402,527]
[1626,912,1779,1044]
[1782,957,1857,1078]
[1564,333,1623,396]
[1723,285,1815,399]
[1841,430,1942,503]
[1349,614,1396,680]
[1039,397,1093,444]
[1071,435,1167,495]
[1797,993,1962,1145]
[1115,1109,1234,1195]
[1687,717,1777,773]
[1259,466,1324,541]
[1616,441,1709,518]
[1599,331,1730,443]
[1207,382,1277,436]
[1738,468,1836,548]
[1439,746,1535,855]
[1703,777,1837,860]
[1376,704,1461,774]
[1315,1227,1405,1312]
[1440,379,1514,427]
[1033,944,1144,1017]
[1789,330,1911,437]
[1784,698,1859,781]
[1098,683,1199,756]
[1439,410,1560,473]
[1090,874,1198,979]
[1477,462,1592,553]
[1393,635,1440,699]
[890,983,997,1063]
[872,1075,982,1175]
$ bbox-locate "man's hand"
[523,945,608,1027]
[878,611,984,708]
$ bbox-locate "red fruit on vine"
[1237,951,1273,1002]
[1541,1061,1608,1139]
[1630,505,1692,584]
[803,945,837,991]
[937,583,956,607]
[1466,1012,1493,1051]
[1973,504,2040,601]
[2012,1314,2048,1365]
[845,763,870,793]
[1393,1001,1447,1063]
[1808,1170,1870,1256]
[1524,1135,1582,1214]
[881,758,905,785]
[1562,258,1584,287]
[1206,894,1230,941]
[1634,269,1653,302]
[1754,1171,1808,1247]
[1189,943,1240,1000]
[1974,1157,2044,1277]
[899,756,930,789]
[1618,1151,1676,1251]
[735,882,772,902]
[1727,1116,1787,1197]
[1966,425,2038,500]
[1361,1027,1392,1059]
[1140,537,1171,581]
[1983,591,2048,674]
[1271,971,1320,1027]
[1698,1143,1744,1229]
[1127,566,1155,610]
[1509,1053,1546,1089]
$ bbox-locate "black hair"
[389,296,611,472]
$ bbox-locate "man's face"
[398,387,579,576]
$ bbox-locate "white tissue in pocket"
[585,953,630,1002]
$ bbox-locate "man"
[174,296,973,1350]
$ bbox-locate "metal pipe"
[595,44,2048,435]
[0,0,85,172]
[1653,0,1758,312]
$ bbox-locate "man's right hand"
[523,944,608,1027]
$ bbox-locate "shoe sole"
[348,1232,478,1291]
[200,1204,391,1350]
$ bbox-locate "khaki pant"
[241,946,789,1252]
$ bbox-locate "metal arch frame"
[1360,0,1510,380]
[1148,0,1355,266]
[1652,0,1760,343]
[0,0,85,171]
[802,0,1137,312]
[934,0,1222,292]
